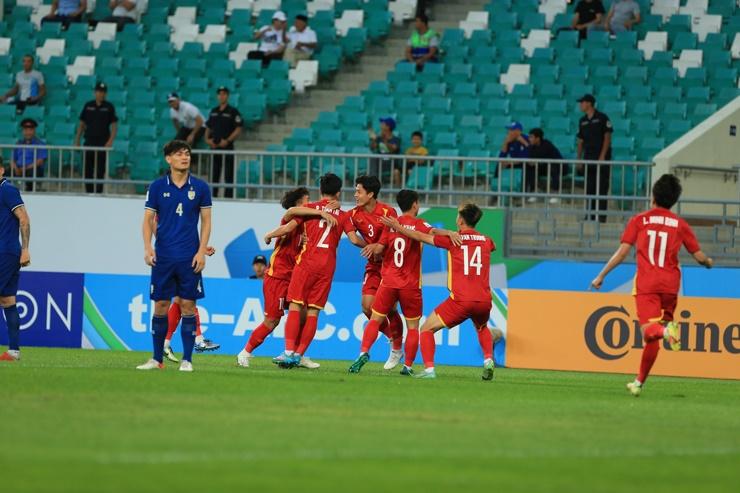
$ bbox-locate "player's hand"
[321,211,338,227]
[325,199,341,210]
[589,276,603,290]
[206,246,216,256]
[360,244,379,259]
[19,249,30,267]
[704,257,714,269]
[144,249,156,266]
[448,231,463,247]
[264,234,273,245]
[192,252,206,273]
[380,216,400,230]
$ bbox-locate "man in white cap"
[248,10,287,67]
[167,93,205,147]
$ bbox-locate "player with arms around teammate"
[0,159,31,361]
[591,174,712,396]
[382,202,497,380]
[351,175,406,370]
[137,140,212,372]
[350,189,461,375]
[273,173,367,368]
[237,187,339,369]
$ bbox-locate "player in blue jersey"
[137,140,212,372]
[0,159,31,362]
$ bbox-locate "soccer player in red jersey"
[236,187,339,369]
[381,202,497,380]
[591,174,713,396]
[270,174,366,368]
[349,189,461,375]
[350,175,407,369]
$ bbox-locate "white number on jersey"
[175,202,183,216]
[461,244,482,276]
[646,230,668,268]
[317,219,332,249]
[393,237,406,267]
[367,224,374,238]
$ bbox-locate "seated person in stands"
[394,131,429,186]
[405,14,438,71]
[571,0,605,39]
[369,117,401,179]
[498,122,532,199]
[249,11,287,67]
[43,0,88,29]
[284,14,317,68]
[2,55,46,115]
[603,0,641,34]
[528,128,563,205]
[99,0,138,32]
[11,119,47,193]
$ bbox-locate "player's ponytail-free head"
[458,202,483,228]
[320,173,342,196]
[163,140,192,156]
[652,174,682,209]
[355,175,381,200]
[281,187,309,209]
[396,189,419,212]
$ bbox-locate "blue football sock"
[3,305,20,351]
[181,315,196,363]
[151,315,168,363]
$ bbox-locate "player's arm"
[360,229,388,258]
[142,208,157,266]
[429,227,462,247]
[380,216,435,246]
[264,219,299,245]
[192,207,212,273]
[590,243,631,290]
[283,207,338,227]
[13,206,31,267]
[346,230,366,248]
[692,250,713,268]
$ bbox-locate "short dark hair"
[411,131,423,140]
[530,128,544,139]
[458,202,483,227]
[281,187,309,209]
[320,173,342,196]
[396,189,419,212]
[23,54,33,61]
[652,174,682,209]
[355,175,381,199]
[416,14,429,25]
[163,140,191,156]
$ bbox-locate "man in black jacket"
[528,128,563,205]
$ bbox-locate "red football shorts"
[361,262,382,296]
[371,284,422,320]
[263,274,289,319]
[634,293,677,325]
[287,264,333,310]
[434,297,492,329]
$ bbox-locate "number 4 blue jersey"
[145,173,212,261]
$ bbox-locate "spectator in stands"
[11,119,47,192]
[75,82,118,194]
[205,86,243,199]
[43,0,87,29]
[528,128,563,205]
[168,93,205,147]
[576,94,613,223]
[394,130,428,186]
[250,255,267,280]
[498,122,532,201]
[571,0,606,40]
[603,0,641,34]
[369,117,400,179]
[100,0,138,32]
[284,14,317,69]
[249,11,287,67]
[405,14,439,71]
[2,55,46,115]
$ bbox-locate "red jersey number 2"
[646,230,668,268]
[317,219,332,249]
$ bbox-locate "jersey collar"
[165,172,192,188]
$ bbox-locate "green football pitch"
[1,348,738,493]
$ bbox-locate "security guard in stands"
[205,86,243,199]
[576,94,613,223]
[75,82,118,194]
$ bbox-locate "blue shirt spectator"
[499,122,530,159]
[11,119,47,192]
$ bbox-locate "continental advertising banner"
[507,290,740,380]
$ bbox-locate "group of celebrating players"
[127,138,713,393]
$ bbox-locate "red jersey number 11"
[647,229,668,268]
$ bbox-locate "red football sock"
[404,328,419,366]
[245,322,274,353]
[195,310,202,337]
[387,311,404,351]
[296,315,319,355]
[638,340,661,384]
[284,310,301,352]
[361,319,381,354]
[166,303,181,341]
[476,326,494,360]
[420,331,436,369]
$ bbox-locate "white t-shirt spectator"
[287,26,318,54]
[258,25,285,53]
[609,0,640,31]
[170,101,204,129]
[112,0,138,19]
[16,70,45,101]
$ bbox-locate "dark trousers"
[175,126,204,146]
[84,140,108,194]
[526,162,562,192]
[42,14,83,29]
[211,146,235,199]
[248,50,284,67]
[100,15,135,32]
[585,161,610,222]
[10,99,39,115]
